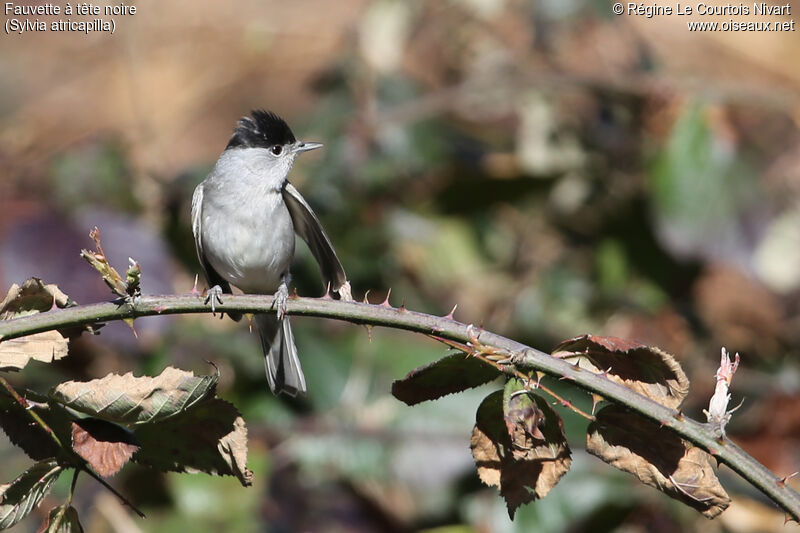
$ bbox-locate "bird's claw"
[204,285,224,317]
[273,283,289,320]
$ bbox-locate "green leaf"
[0,460,62,530]
[502,378,545,441]
[391,352,501,405]
[50,367,218,425]
[649,102,759,258]
[132,398,252,487]
[39,505,84,533]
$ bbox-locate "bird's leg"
[204,285,224,316]
[273,274,290,320]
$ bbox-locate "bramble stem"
[1,293,798,520]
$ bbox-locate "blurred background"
[2,0,800,531]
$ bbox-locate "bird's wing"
[191,183,234,296]
[282,182,350,297]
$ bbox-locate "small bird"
[192,110,351,396]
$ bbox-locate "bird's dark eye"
[271,145,283,156]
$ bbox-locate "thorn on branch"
[190,274,201,295]
[322,282,333,300]
[380,288,392,308]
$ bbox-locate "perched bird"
[192,110,351,396]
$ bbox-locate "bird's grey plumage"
[192,110,350,396]
[283,182,349,295]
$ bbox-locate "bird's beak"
[292,141,323,154]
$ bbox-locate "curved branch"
[1,293,798,519]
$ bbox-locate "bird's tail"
[254,313,306,396]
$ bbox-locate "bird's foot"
[273,283,289,320]
[204,285,224,316]
[338,281,353,302]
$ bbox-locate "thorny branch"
[0,293,799,520]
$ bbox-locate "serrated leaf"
[0,279,71,320]
[132,398,252,486]
[0,279,74,371]
[0,389,73,461]
[391,352,500,405]
[50,367,218,425]
[587,405,729,518]
[71,419,139,477]
[38,505,83,533]
[0,332,69,371]
[471,389,571,518]
[0,460,62,530]
[552,334,689,409]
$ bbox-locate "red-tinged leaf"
[587,405,729,518]
[391,352,501,406]
[71,419,139,477]
[471,390,571,518]
[552,334,689,409]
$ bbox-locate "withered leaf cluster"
[392,333,731,518]
[0,277,252,531]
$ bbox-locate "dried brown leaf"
[471,389,571,518]
[0,279,71,320]
[0,333,69,371]
[587,405,730,518]
[132,398,252,487]
[50,367,218,425]
[553,334,689,409]
[0,279,74,371]
[71,419,139,477]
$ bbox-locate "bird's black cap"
[226,109,297,150]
